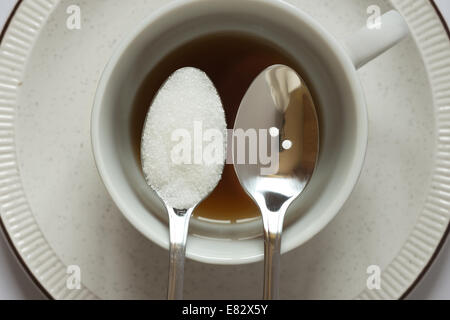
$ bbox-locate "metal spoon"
[140,67,225,300]
[165,206,193,300]
[233,65,319,299]
[141,151,199,301]
[141,148,195,300]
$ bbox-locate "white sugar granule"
[141,67,226,209]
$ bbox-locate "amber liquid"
[132,32,304,222]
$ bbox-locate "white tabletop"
[0,0,450,300]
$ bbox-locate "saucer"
[0,0,449,299]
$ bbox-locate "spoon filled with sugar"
[233,65,319,299]
[141,67,226,300]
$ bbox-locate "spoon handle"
[167,206,193,300]
[262,208,286,300]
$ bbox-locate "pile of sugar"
[141,67,226,209]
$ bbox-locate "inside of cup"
[94,0,367,262]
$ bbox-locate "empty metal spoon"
[233,65,319,299]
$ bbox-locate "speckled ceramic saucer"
[0,0,449,299]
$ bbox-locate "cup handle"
[343,10,409,69]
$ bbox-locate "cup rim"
[91,0,368,265]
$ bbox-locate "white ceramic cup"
[91,0,409,264]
